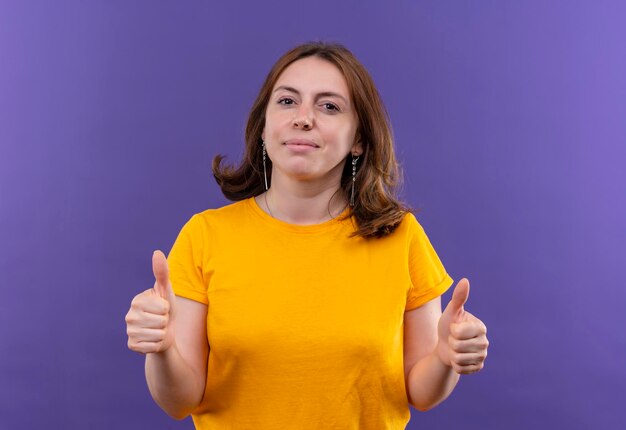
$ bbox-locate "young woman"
[125,42,489,429]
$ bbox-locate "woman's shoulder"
[195,198,249,217]
[189,198,250,222]
[379,211,432,244]
[390,210,420,235]
[172,199,253,246]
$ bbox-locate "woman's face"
[262,56,361,187]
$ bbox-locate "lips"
[284,139,319,148]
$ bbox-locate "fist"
[125,250,177,354]
[436,278,489,374]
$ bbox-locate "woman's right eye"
[278,97,294,105]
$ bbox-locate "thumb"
[444,278,470,320]
[152,250,172,300]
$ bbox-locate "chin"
[275,160,317,180]
[284,170,317,182]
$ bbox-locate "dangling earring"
[262,141,268,191]
[350,154,359,207]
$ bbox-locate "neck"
[258,175,348,225]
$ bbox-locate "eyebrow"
[273,85,349,106]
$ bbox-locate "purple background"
[1,1,624,429]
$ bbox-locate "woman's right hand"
[126,250,177,354]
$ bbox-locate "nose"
[292,105,314,130]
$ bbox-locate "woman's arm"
[145,296,209,419]
[126,251,209,419]
[404,296,459,411]
[403,279,488,411]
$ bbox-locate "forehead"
[273,56,350,97]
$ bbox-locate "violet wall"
[1,1,624,429]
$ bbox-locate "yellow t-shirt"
[167,197,453,430]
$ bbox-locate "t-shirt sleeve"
[405,214,454,311]
[167,214,209,305]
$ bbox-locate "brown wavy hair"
[212,41,410,238]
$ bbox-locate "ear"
[351,140,363,156]
[261,129,265,141]
[352,129,363,156]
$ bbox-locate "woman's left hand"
[436,278,489,374]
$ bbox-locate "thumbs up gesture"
[125,250,177,354]
[436,278,489,374]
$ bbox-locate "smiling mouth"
[284,140,319,148]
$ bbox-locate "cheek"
[263,115,286,140]
[262,122,277,141]
[331,115,358,142]
[331,125,358,149]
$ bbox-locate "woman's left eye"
[323,103,339,112]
